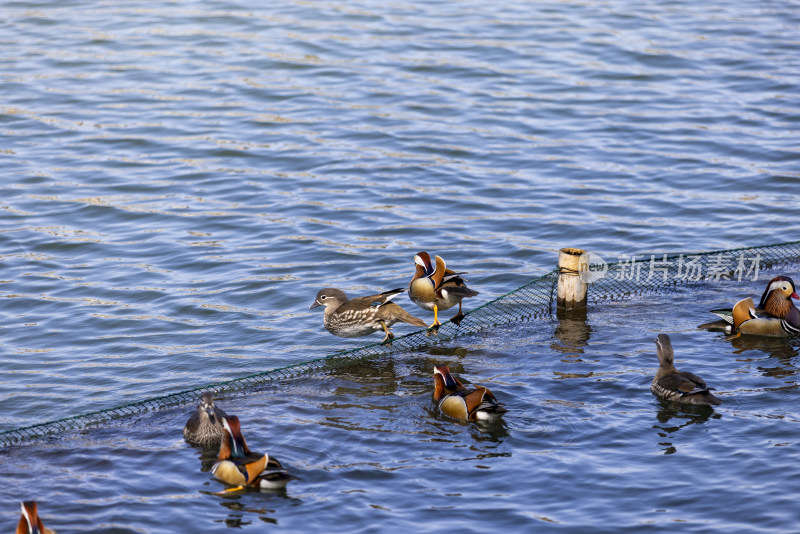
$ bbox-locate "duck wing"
[782,306,800,335]
[350,288,406,309]
[464,386,506,418]
[677,371,709,390]
[708,308,734,325]
[709,298,767,327]
[656,373,708,395]
[439,394,469,421]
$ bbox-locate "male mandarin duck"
[432,364,506,422]
[211,416,294,492]
[408,252,479,328]
[651,334,721,406]
[16,501,55,534]
[183,392,228,446]
[706,275,800,337]
[310,287,427,342]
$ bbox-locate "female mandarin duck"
[651,334,721,406]
[183,392,228,446]
[16,501,55,534]
[707,275,800,337]
[310,287,427,342]
[408,252,479,328]
[211,416,294,492]
[432,364,506,421]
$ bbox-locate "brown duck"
[433,364,506,421]
[310,287,427,342]
[183,392,228,446]
[651,334,721,406]
[408,252,479,327]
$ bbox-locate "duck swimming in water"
[211,416,294,492]
[705,275,800,337]
[183,392,228,446]
[651,334,721,406]
[432,364,505,421]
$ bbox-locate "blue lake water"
[1,0,800,531]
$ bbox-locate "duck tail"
[401,310,428,328]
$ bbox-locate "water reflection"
[422,403,510,443]
[728,334,799,361]
[326,357,403,398]
[551,307,591,358]
[216,500,279,528]
[321,347,475,400]
[324,351,468,392]
[726,334,800,381]
[652,401,721,455]
[427,346,470,359]
[191,442,220,472]
[470,418,510,442]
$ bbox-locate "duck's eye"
[320,295,327,300]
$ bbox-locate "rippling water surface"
[1,0,799,531]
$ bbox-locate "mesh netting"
[587,241,797,302]
[3,240,800,447]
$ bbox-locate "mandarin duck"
[432,364,506,422]
[651,334,721,406]
[408,252,479,328]
[706,275,800,337]
[211,416,294,492]
[16,501,55,534]
[183,392,228,446]
[310,287,427,342]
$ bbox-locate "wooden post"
[557,247,588,310]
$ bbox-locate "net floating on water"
[2,240,799,447]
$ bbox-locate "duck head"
[758,275,800,309]
[412,252,447,290]
[758,276,799,322]
[433,364,461,400]
[310,288,348,310]
[414,252,434,277]
[220,416,252,460]
[654,334,676,371]
[17,501,50,534]
[200,392,219,424]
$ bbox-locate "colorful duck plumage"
[432,364,505,421]
[183,392,228,446]
[651,334,721,406]
[310,287,427,342]
[211,416,294,492]
[16,501,55,534]
[408,252,479,328]
[707,275,800,337]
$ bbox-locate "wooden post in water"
[557,247,588,310]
